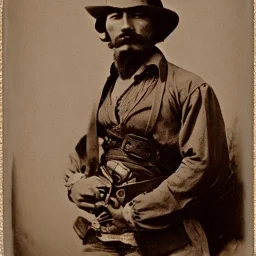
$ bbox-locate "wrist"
[65,172,85,201]
[123,202,136,228]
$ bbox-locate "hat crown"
[104,0,163,9]
[85,0,178,42]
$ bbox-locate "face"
[105,9,155,52]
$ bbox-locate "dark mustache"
[116,32,143,42]
[113,32,148,48]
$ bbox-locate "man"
[64,1,240,255]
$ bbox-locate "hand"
[64,153,82,183]
[64,138,105,183]
[106,204,128,233]
[70,176,109,211]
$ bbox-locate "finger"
[80,185,99,197]
[69,153,80,170]
[69,193,83,203]
[64,175,69,182]
[107,203,122,218]
[107,204,114,212]
[109,197,120,209]
[79,199,95,205]
[70,162,80,173]
[64,169,75,179]
[69,153,80,165]
[77,202,95,211]
[80,194,98,204]
[65,172,84,187]
[63,173,73,183]
[98,137,104,145]
[94,189,106,200]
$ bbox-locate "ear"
[99,31,110,42]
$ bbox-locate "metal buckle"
[121,134,160,162]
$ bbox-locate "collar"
[108,47,167,83]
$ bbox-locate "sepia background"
[3,0,253,255]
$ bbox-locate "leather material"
[121,134,160,162]
[114,176,167,206]
[73,216,92,240]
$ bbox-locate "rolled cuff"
[123,202,136,228]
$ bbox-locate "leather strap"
[145,57,168,136]
[85,75,117,176]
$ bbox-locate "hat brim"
[85,5,179,42]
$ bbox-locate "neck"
[113,48,154,80]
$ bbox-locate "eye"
[132,12,145,19]
[108,12,122,20]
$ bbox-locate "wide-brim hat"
[85,0,179,42]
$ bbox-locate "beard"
[113,49,151,80]
[110,32,155,79]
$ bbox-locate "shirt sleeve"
[123,83,230,230]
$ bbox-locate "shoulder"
[167,62,207,94]
[165,61,210,104]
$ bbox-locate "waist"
[102,149,164,181]
[102,128,180,176]
[104,131,160,161]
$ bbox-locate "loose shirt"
[97,48,230,230]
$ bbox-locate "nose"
[121,13,134,33]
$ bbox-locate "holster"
[74,130,190,255]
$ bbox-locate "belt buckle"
[121,134,159,162]
[104,129,124,149]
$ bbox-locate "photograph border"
[0,0,254,255]
[254,0,256,254]
[1,0,3,254]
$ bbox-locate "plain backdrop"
[3,0,253,255]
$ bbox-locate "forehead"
[105,0,149,7]
[106,8,149,17]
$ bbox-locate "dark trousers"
[82,237,141,256]
[81,219,210,256]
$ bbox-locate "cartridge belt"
[104,130,160,163]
